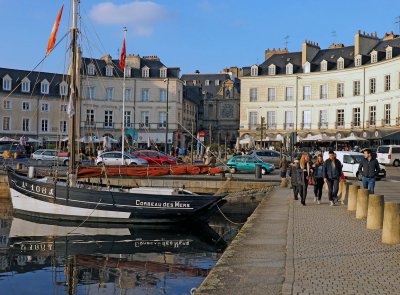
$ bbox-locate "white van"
[323,151,386,180]
[377,145,400,166]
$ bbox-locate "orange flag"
[119,37,126,71]
[46,4,64,56]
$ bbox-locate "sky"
[1,0,400,75]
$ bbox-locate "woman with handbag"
[313,155,325,204]
[299,152,313,206]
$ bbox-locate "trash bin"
[255,164,262,179]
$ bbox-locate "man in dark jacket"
[323,151,342,206]
[288,160,302,200]
[358,149,380,194]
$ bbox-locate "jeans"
[326,178,339,203]
[361,176,376,194]
[313,177,324,200]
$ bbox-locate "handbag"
[308,175,315,185]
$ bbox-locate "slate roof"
[181,73,232,97]
[183,85,202,105]
[0,67,69,97]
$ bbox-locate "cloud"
[89,1,169,36]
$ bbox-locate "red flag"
[46,4,64,56]
[119,38,126,71]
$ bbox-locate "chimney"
[126,53,141,69]
[329,43,345,49]
[354,30,380,56]
[383,31,399,40]
[302,40,320,65]
[265,48,289,60]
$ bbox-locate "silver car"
[247,149,282,166]
[31,149,69,166]
[95,151,148,166]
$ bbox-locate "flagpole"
[121,27,127,164]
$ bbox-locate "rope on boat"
[216,204,246,226]
[67,198,103,235]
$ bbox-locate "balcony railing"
[382,118,391,126]
[301,123,311,130]
[80,121,178,130]
[318,122,328,129]
[351,121,361,129]
[284,123,294,130]
[366,120,376,128]
[335,121,345,129]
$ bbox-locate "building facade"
[240,31,400,147]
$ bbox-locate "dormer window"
[21,78,30,93]
[204,80,210,86]
[337,57,344,70]
[105,65,113,77]
[286,63,293,75]
[142,66,149,78]
[125,67,131,78]
[320,60,327,72]
[2,75,11,91]
[371,51,378,63]
[160,67,167,78]
[87,64,95,76]
[303,62,310,73]
[250,65,258,77]
[386,46,393,60]
[59,81,68,96]
[215,80,220,86]
[40,80,49,94]
[268,64,276,75]
[355,55,362,67]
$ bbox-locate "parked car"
[377,145,400,166]
[96,151,148,166]
[131,150,177,165]
[323,151,386,180]
[0,144,26,159]
[31,149,69,165]
[227,155,274,174]
[247,149,283,166]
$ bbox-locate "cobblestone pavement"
[284,188,400,295]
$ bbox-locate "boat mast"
[68,0,79,177]
[121,27,127,163]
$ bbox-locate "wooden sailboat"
[7,0,224,224]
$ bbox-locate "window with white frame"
[2,76,11,91]
[104,110,113,128]
[285,111,293,129]
[21,79,30,93]
[124,111,131,127]
[125,67,131,78]
[250,65,258,77]
[215,80,220,86]
[159,111,167,127]
[59,82,68,96]
[22,118,29,132]
[41,80,49,94]
[303,86,311,100]
[41,119,48,132]
[369,105,376,125]
[61,104,67,112]
[303,62,310,73]
[286,63,293,75]
[385,75,391,91]
[371,51,378,63]
[303,110,311,129]
[268,64,276,75]
[86,109,94,124]
[386,47,393,60]
[285,87,294,101]
[105,66,113,77]
[355,56,362,67]
[159,89,167,102]
[106,87,114,100]
[140,111,149,127]
[124,88,132,101]
[249,88,258,102]
[320,60,327,72]
[353,80,361,96]
[369,78,376,94]
[384,104,391,125]
[352,107,361,127]
[337,57,344,70]
[142,67,149,78]
[337,109,345,127]
[3,100,11,110]
[59,121,67,133]
[160,67,167,78]
[249,112,258,129]
[141,88,150,102]
[337,83,344,98]
[320,110,328,128]
[87,86,95,99]
[87,64,95,76]
[267,88,276,101]
[267,111,276,129]
[41,103,49,112]
[22,102,30,111]
[2,117,10,131]
[320,84,328,99]
[204,80,210,86]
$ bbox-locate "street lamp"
[164,78,169,154]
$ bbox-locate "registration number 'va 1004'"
[21,181,54,197]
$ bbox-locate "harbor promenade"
[196,182,400,295]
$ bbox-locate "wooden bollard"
[347,184,360,211]
[356,188,369,219]
[382,202,400,245]
[339,182,349,204]
[367,194,384,229]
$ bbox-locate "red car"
[131,150,177,165]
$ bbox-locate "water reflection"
[0,200,245,295]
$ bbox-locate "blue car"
[227,155,274,174]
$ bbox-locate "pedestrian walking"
[323,151,342,206]
[288,159,301,200]
[299,152,313,206]
[279,154,288,179]
[313,155,324,204]
[357,148,380,194]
